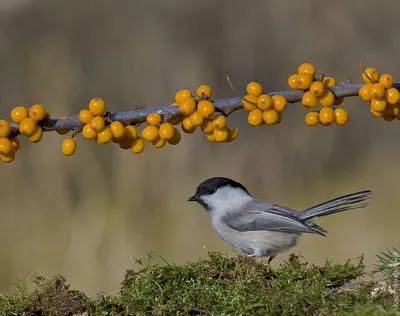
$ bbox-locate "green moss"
[0,252,398,315]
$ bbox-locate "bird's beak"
[188,194,198,202]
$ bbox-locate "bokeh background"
[0,0,398,297]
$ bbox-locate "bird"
[188,177,372,264]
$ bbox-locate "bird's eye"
[208,188,215,194]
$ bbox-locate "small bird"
[188,177,371,264]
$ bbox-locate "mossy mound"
[0,252,399,315]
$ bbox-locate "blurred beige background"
[0,0,398,297]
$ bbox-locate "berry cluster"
[358,68,400,121]
[288,63,349,127]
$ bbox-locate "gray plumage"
[188,177,371,263]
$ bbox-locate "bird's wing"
[222,207,325,236]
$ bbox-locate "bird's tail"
[298,190,372,226]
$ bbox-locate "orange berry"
[379,74,394,89]
[298,63,316,76]
[146,113,162,126]
[369,83,385,99]
[262,109,279,125]
[181,117,196,134]
[246,82,263,97]
[226,128,239,142]
[82,124,97,139]
[359,84,372,101]
[322,77,337,86]
[179,97,197,115]
[0,149,15,163]
[197,100,215,118]
[333,97,344,106]
[362,68,379,84]
[296,73,313,90]
[211,115,226,129]
[384,104,400,121]
[97,126,113,144]
[319,107,334,126]
[287,74,299,90]
[0,137,13,155]
[167,128,181,145]
[256,94,273,110]
[28,126,43,143]
[170,102,179,106]
[110,121,125,138]
[142,125,159,142]
[242,94,257,111]
[385,88,400,104]
[170,116,183,125]
[206,132,216,142]
[28,104,47,121]
[301,91,319,108]
[213,127,229,142]
[370,99,387,112]
[10,106,29,124]
[117,135,133,150]
[201,118,214,133]
[19,117,38,136]
[334,108,349,125]
[309,81,326,98]
[0,120,11,138]
[131,137,145,153]
[61,138,76,156]
[88,98,106,116]
[10,138,20,151]
[90,116,105,132]
[159,123,174,139]
[305,111,319,126]
[272,95,287,112]
[370,107,384,118]
[152,137,166,149]
[189,111,204,126]
[175,89,192,103]
[196,85,212,99]
[248,109,263,126]
[319,90,335,107]
[125,125,138,139]
[79,109,93,124]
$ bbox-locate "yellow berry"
[167,128,181,145]
[213,127,229,142]
[197,100,215,118]
[385,88,400,104]
[384,104,400,120]
[256,94,273,110]
[319,107,334,126]
[131,137,145,153]
[179,97,197,115]
[10,106,29,124]
[82,124,97,139]
[242,94,257,111]
[170,116,183,125]
[272,95,287,112]
[181,117,196,134]
[309,81,326,98]
[211,115,226,129]
[370,107,384,118]
[142,125,159,142]
[125,125,138,139]
[369,83,385,99]
[322,77,337,86]
[201,118,214,133]
[333,97,344,106]
[319,90,335,107]
[246,82,263,97]
[196,85,212,99]
[359,84,372,101]
[262,109,279,125]
[379,74,394,89]
[88,98,106,116]
[370,99,387,112]
[109,121,125,138]
[287,74,299,90]
[159,123,174,139]
[28,104,47,121]
[146,113,162,126]
[117,135,133,150]
[0,137,13,155]
[305,111,319,126]
[152,137,166,149]
[10,138,19,151]
[226,128,239,142]
[90,116,105,132]
[298,63,316,76]
[79,109,94,124]
[28,126,43,143]
[0,149,15,163]
[97,126,113,144]
[61,138,76,156]
[0,120,11,137]
[170,102,179,106]
[206,132,216,142]
[334,108,349,125]
[248,109,263,126]
[19,117,38,136]
[189,111,204,126]
[175,89,192,103]
[296,73,313,90]
[362,68,379,84]
[301,91,319,108]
